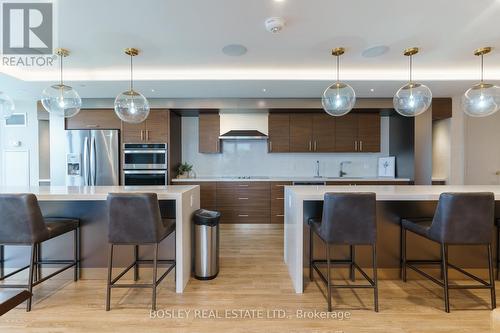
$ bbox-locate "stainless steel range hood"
[219,130,268,140]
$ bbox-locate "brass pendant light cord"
[336,55,340,82]
[480,53,484,83]
[409,54,413,83]
[130,54,133,91]
[60,54,63,86]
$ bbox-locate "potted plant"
[177,162,193,179]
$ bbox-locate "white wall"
[0,99,39,186]
[182,115,390,178]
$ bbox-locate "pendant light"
[114,48,150,124]
[462,47,500,117]
[0,92,15,120]
[322,47,356,116]
[393,47,432,117]
[41,48,82,118]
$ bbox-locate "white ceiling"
[2,0,500,99]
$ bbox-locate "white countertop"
[172,177,411,182]
[0,185,199,201]
[285,185,500,201]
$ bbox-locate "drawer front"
[271,182,291,199]
[218,207,270,224]
[217,182,270,207]
[271,198,284,216]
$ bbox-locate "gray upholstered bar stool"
[106,193,175,311]
[401,192,496,313]
[308,192,378,312]
[0,194,80,312]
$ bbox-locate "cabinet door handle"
[354,141,357,151]
[140,130,144,141]
[276,197,284,200]
[238,184,249,187]
[238,214,249,217]
[276,185,286,187]
[238,197,249,200]
[276,214,285,217]
[86,124,99,128]
[269,141,272,152]
[360,140,363,151]
[146,130,150,141]
[314,141,317,151]
[309,141,312,151]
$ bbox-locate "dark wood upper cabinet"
[432,98,452,121]
[121,110,169,143]
[334,113,380,152]
[357,113,380,152]
[145,111,169,143]
[65,109,121,130]
[268,111,380,153]
[199,112,221,153]
[335,113,358,152]
[289,113,313,152]
[312,113,335,152]
[268,113,290,153]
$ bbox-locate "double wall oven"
[123,143,168,185]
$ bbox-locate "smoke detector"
[265,17,285,33]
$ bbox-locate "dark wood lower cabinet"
[177,180,412,224]
[271,182,291,224]
[217,182,270,224]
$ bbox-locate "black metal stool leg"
[487,244,496,309]
[372,244,379,312]
[496,227,499,281]
[0,245,4,278]
[26,244,36,312]
[151,243,159,311]
[105,244,113,311]
[74,228,79,282]
[326,244,332,312]
[441,244,450,313]
[402,228,407,282]
[309,228,313,282]
[350,245,356,282]
[134,245,139,281]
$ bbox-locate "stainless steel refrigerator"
[65,130,119,186]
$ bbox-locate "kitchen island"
[284,185,500,293]
[0,185,200,293]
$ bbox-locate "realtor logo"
[2,2,53,54]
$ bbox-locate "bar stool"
[106,193,175,311]
[401,192,496,313]
[0,194,80,311]
[308,192,378,312]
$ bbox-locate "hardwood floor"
[1,224,499,332]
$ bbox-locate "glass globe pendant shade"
[41,84,82,118]
[322,82,356,116]
[462,83,500,117]
[0,92,15,120]
[114,90,150,124]
[393,83,432,117]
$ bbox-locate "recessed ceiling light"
[222,44,248,57]
[274,0,285,2]
[262,88,267,92]
[362,45,390,58]
[151,89,155,92]
[370,88,375,92]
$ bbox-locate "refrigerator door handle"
[90,135,97,186]
[83,136,90,186]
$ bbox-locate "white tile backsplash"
[181,116,390,178]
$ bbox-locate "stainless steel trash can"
[194,209,220,280]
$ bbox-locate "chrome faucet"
[339,161,352,178]
[314,160,321,178]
